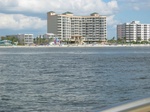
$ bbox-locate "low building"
[6,34,34,45]
[43,33,58,39]
[17,34,34,45]
[0,40,12,46]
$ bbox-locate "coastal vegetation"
[107,37,150,45]
[1,35,150,46]
[33,37,54,45]
[0,36,19,45]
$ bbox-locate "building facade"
[47,11,107,43]
[17,34,34,45]
[6,34,34,45]
[42,33,58,39]
[117,21,150,42]
[0,40,12,46]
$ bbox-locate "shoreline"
[0,44,150,48]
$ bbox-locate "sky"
[0,0,150,39]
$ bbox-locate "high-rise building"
[117,21,150,42]
[47,11,107,43]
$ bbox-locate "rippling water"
[0,47,150,112]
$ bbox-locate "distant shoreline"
[1,44,150,48]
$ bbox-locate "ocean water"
[0,47,150,112]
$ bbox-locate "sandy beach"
[0,44,150,48]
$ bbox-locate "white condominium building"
[47,11,107,43]
[117,21,150,42]
[6,34,34,45]
[17,34,34,45]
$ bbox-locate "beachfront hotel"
[47,11,107,44]
[117,21,150,42]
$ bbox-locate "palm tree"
[117,38,122,44]
[123,37,126,44]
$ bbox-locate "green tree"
[49,37,54,43]
[136,37,141,44]
[123,37,126,44]
[108,37,117,44]
[1,36,6,40]
[117,38,123,44]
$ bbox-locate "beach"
[1,44,150,48]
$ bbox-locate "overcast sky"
[0,0,149,39]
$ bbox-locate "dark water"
[0,47,150,112]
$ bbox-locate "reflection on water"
[0,47,150,112]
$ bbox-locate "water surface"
[0,47,150,112]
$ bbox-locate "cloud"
[107,15,119,27]
[0,0,18,7]
[0,0,119,37]
[0,13,46,30]
[0,0,118,15]
[133,6,140,11]
[0,0,119,29]
[117,0,150,11]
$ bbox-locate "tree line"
[107,37,150,44]
[0,36,19,45]
[33,37,54,45]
